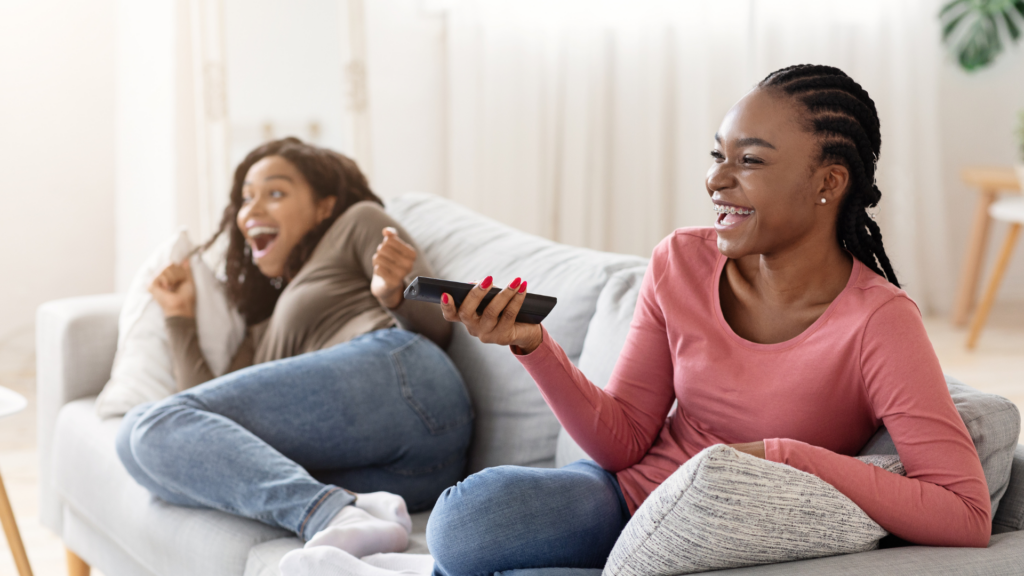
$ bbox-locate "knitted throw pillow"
[603,445,904,576]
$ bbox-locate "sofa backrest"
[386,193,647,472]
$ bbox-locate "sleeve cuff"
[510,324,555,361]
[165,315,198,332]
[763,438,786,464]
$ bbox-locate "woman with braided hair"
[423,64,990,576]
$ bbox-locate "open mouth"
[713,203,755,229]
[247,226,280,259]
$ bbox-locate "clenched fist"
[149,260,196,318]
[371,227,417,310]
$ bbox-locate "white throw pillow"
[603,445,904,576]
[94,230,246,418]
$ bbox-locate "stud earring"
[820,198,827,204]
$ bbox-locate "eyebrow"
[714,133,777,150]
[243,175,294,186]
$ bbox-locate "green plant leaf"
[940,0,969,17]
[958,17,1002,70]
[943,9,971,39]
[942,0,1023,71]
[1004,8,1021,40]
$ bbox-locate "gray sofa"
[37,192,1024,575]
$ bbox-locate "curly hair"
[205,137,383,325]
[758,64,900,288]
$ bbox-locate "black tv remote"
[403,277,557,324]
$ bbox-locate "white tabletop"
[0,386,27,419]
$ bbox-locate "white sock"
[305,505,409,557]
[362,553,435,575]
[280,547,426,576]
[354,491,413,534]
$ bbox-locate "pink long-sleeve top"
[517,227,991,548]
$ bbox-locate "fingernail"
[442,293,449,305]
[509,277,521,290]
[518,280,528,294]
[480,276,493,290]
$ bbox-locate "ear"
[317,196,337,223]
[817,164,850,206]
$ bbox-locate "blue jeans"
[427,460,630,576]
[116,328,472,541]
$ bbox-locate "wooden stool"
[0,386,32,576]
[952,167,1022,326]
[966,196,1024,349]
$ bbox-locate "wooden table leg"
[967,223,1022,349]
[66,548,90,576]
[952,189,998,326]
[0,466,33,576]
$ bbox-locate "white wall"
[364,0,447,200]
[0,1,1020,336]
[224,0,349,173]
[115,0,181,290]
[0,0,118,337]
[940,45,1024,308]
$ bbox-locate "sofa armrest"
[36,293,123,533]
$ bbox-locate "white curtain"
[440,0,951,312]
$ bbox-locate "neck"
[739,231,852,307]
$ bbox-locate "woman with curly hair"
[117,138,472,557]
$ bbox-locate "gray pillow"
[859,375,1020,519]
[603,446,905,576]
[386,193,646,472]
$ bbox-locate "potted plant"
[941,0,1024,71]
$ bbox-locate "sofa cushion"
[994,445,1024,533]
[860,376,1020,519]
[604,445,900,576]
[94,230,245,418]
[52,398,290,576]
[386,193,646,472]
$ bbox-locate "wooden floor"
[0,306,1022,576]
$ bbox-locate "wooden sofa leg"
[66,548,90,576]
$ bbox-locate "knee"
[426,467,521,575]
[120,396,199,469]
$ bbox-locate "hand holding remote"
[439,276,544,355]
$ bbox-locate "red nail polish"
[442,293,449,305]
[509,277,522,290]
[481,276,493,290]
[518,281,527,294]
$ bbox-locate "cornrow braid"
[759,64,900,288]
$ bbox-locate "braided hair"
[758,64,900,288]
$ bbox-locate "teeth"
[713,205,754,216]
[248,226,279,237]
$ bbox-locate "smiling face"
[236,155,336,278]
[706,88,849,259]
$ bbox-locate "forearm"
[388,297,453,349]
[767,439,991,547]
[164,316,216,391]
[516,325,665,471]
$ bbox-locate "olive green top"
[165,201,450,391]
